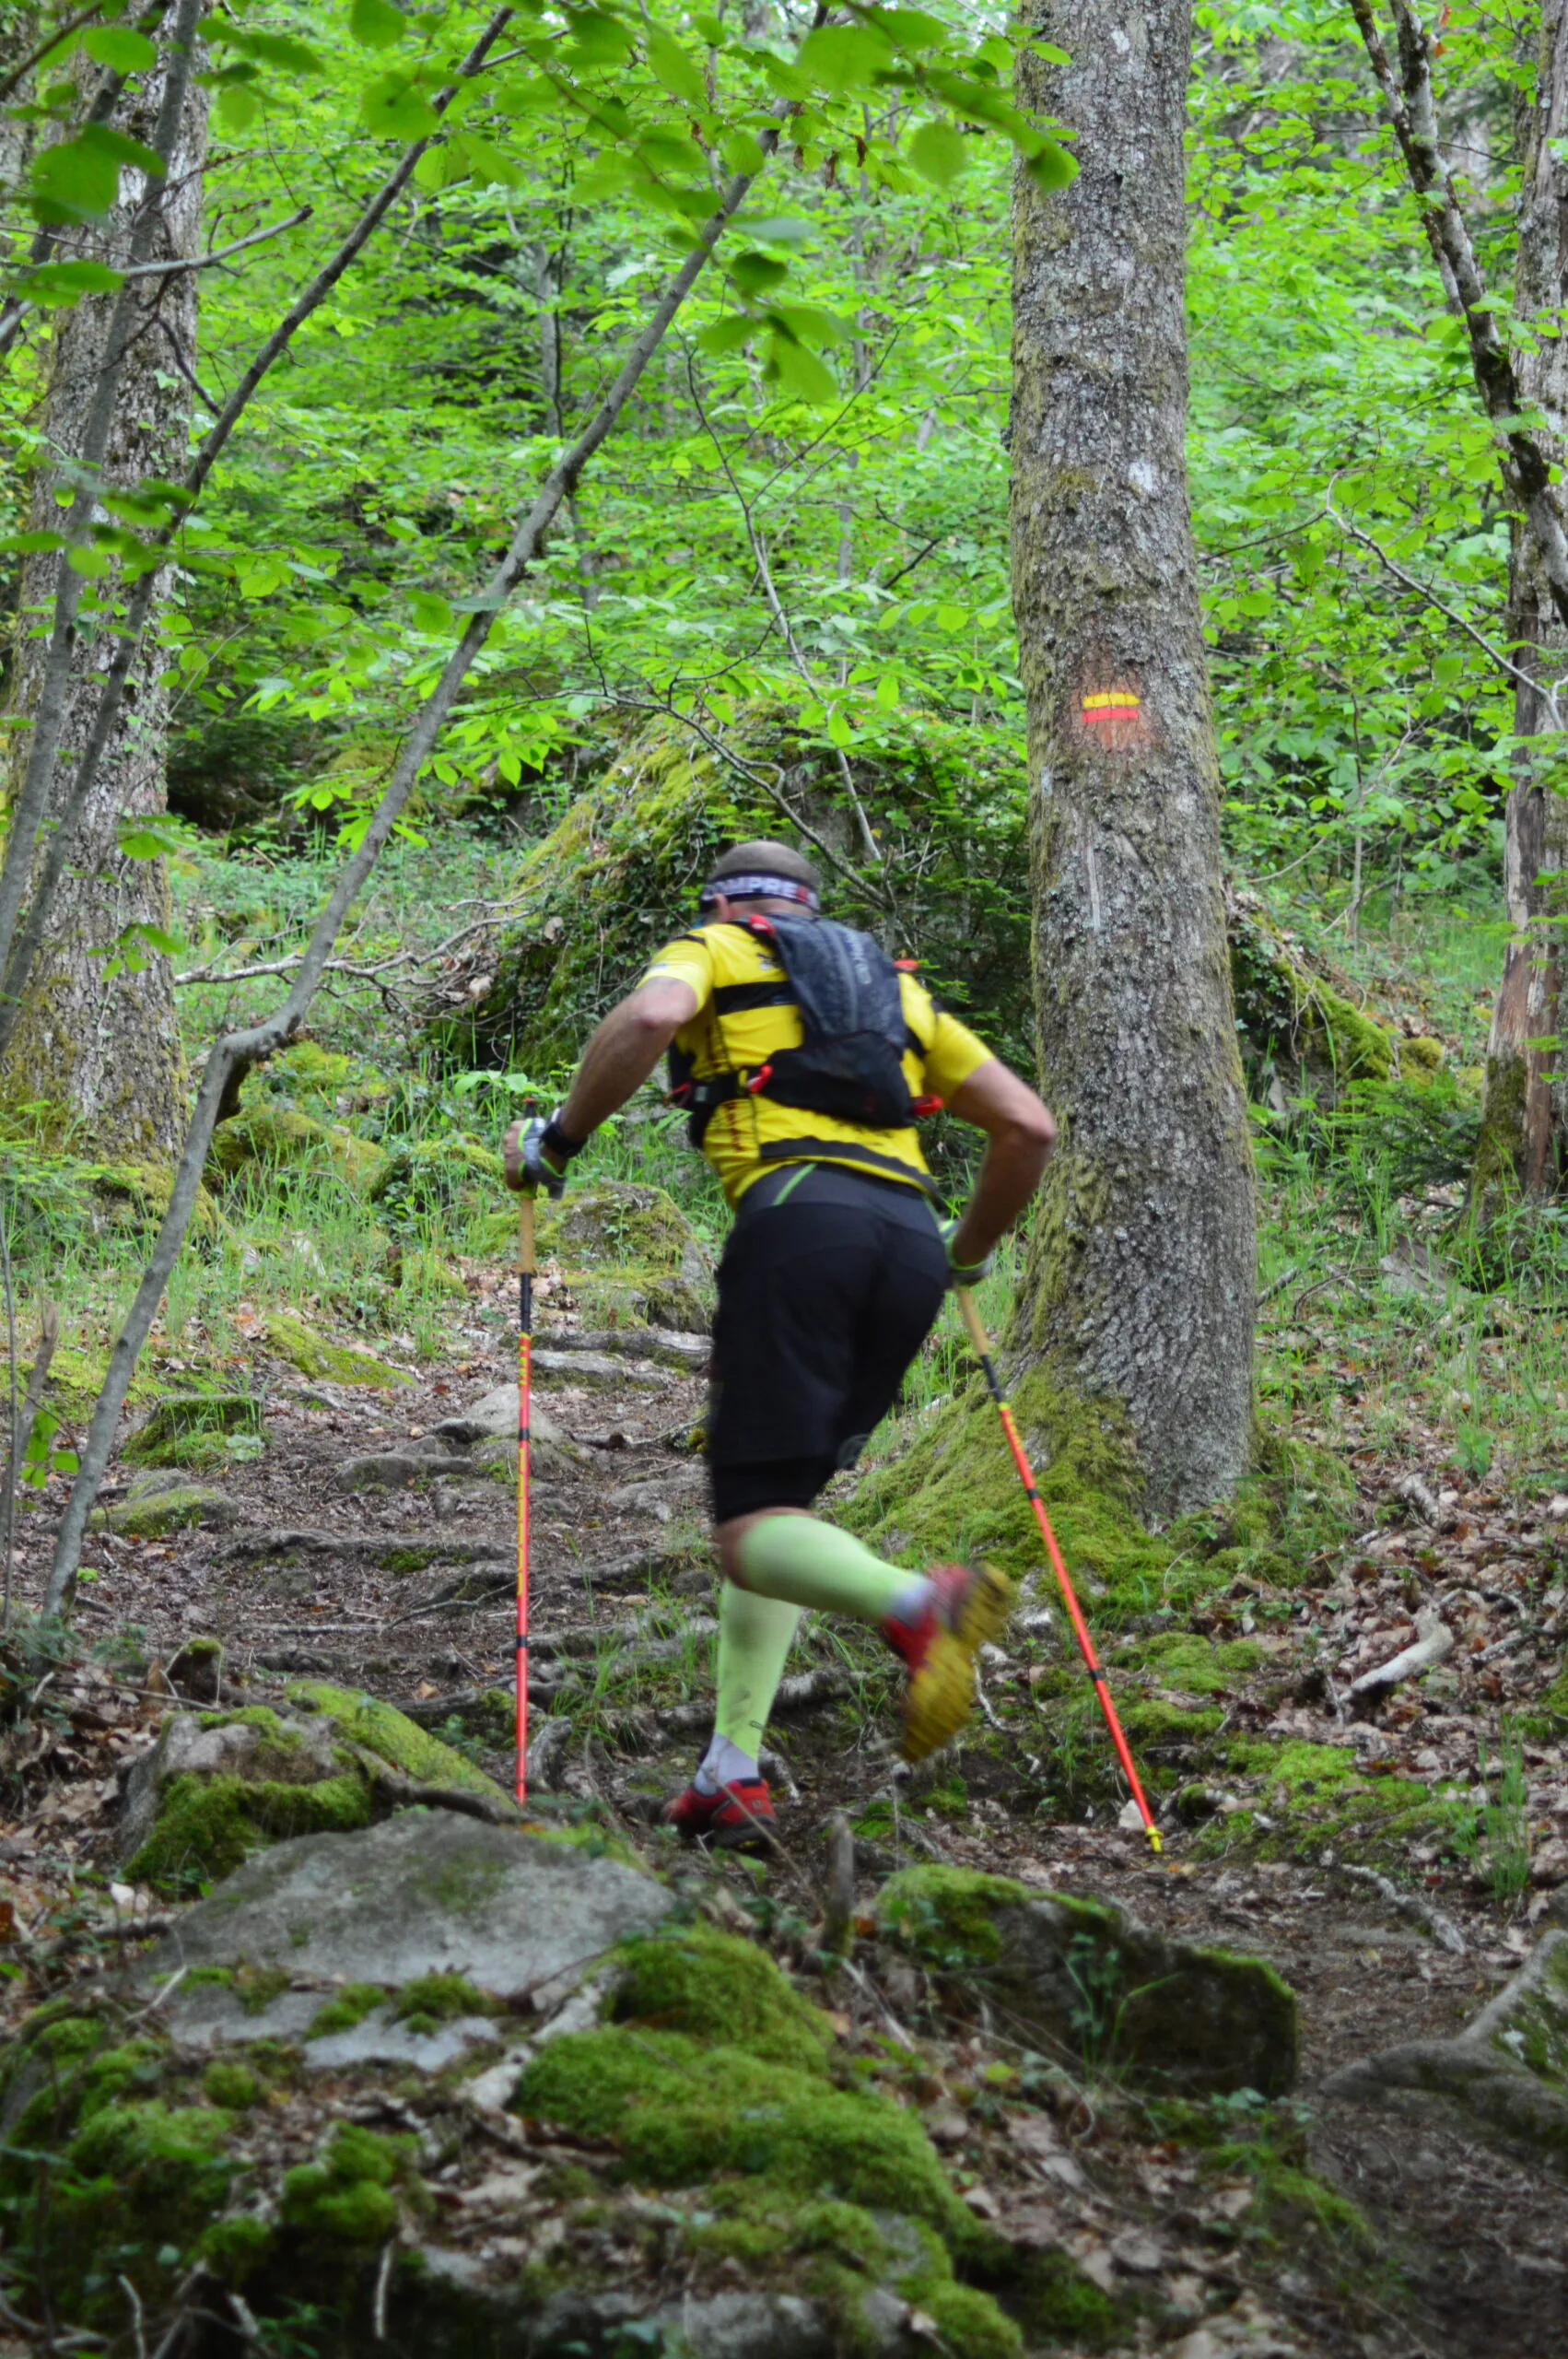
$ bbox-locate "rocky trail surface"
[2,1250,1567,2359]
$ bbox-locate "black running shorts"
[707,1162,949,1524]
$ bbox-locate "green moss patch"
[263,1312,413,1388]
[280,2122,411,2246]
[609,1925,833,2074]
[126,1769,374,1893]
[287,1680,508,1802]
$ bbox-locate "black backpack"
[668,914,928,1145]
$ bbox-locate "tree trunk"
[1474,0,1568,1215]
[0,25,206,1159]
[1009,0,1256,1514]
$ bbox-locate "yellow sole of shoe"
[900,1563,1015,1763]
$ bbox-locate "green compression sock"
[737,1512,928,1629]
[713,1582,802,1760]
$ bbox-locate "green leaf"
[729,250,789,297]
[907,121,970,189]
[217,82,261,131]
[1024,139,1078,192]
[764,334,837,405]
[410,590,454,633]
[795,24,890,93]
[696,314,757,355]
[82,25,157,72]
[349,0,407,50]
[30,122,163,222]
[0,529,66,554]
[454,132,524,190]
[646,26,706,104]
[212,28,325,73]
[16,259,123,303]
[362,73,439,138]
[826,706,854,746]
[65,545,113,578]
[740,215,813,246]
[771,301,852,347]
[876,8,950,53]
[567,10,636,65]
[721,130,766,176]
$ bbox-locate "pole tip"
[1145,1826,1164,1855]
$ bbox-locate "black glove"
[513,1115,568,1200]
[941,1216,992,1290]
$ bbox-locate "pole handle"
[519,1191,535,1278]
[955,1282,991,1365]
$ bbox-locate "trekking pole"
[515,1188,534,1808]
[954,1286,1163,1855]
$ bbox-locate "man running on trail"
[504,839,1055,1849]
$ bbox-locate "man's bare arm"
[944,1058,1056,1267]
[504,978,698,1188]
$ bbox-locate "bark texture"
[1010,0,1256,1513]
[0,25,206,1156]
[1476,0,1568,1211]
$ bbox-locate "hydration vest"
[667,915,942,1188]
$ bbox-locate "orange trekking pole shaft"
[516,1191,534,1807]
[955,1286,1162,1855]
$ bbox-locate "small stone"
[532,1350,673,1391]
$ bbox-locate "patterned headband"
[698,872,820,911]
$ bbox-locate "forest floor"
[4,1250,1566,2359]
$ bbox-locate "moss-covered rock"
[89,1473,241,1537]
[119,1687,506,1893]
[209,1104,390,1192]
[125,1390,265,1468]
[876,1864,1299,2097]
[281,2121,412,2245]
[263,1310,414,1387]
[287,1680,509,1802]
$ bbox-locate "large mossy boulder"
[125,1391,264,1469]
[89,1471,242,1538]
[207,1104,390,1193]
[263,1309,414,1388]
[437,709,1037,1083]
[875,1866,1298,2099]
[0,1833,1028,2359]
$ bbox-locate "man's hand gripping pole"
[955,1286,1163,1856]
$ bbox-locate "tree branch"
[0,205,314,350]
[1349,0,1568,631]
[41,48,815,1617]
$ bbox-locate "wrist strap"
[542,1112,588,1162]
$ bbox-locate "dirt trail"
[6,1317,1568,2359]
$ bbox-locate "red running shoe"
[662,1778,778,1854]
[883,1561,1015,1763]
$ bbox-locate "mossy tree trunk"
[0,25,205,1158]
[1474,0,1568,1215]
[1009,0,1256,1514]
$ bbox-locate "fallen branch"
[360,1758,523,1827]
[1391,1472,1447,1528]
[1349,1607,1455,1701]
[1340,1861,1466,1956]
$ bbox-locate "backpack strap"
[756,1142,943,1203]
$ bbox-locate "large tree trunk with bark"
[1473,0,1568,1215]
[1009,0,1255,1514]
[0,21,206,1158]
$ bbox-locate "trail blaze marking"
[1081,687,1141,724]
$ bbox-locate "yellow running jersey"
[640,921,993,1207]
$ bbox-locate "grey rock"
[547,1327,710,1372]
[439,1385,573,1446]
[1326,1927,1568,2169]
[137,1809,672,1998]
[302,2009,500,2072]
[533,1349,673,1391]
[393,2278,915,2359]
[167,1636,225,1704]
[326,1450,474,1493]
